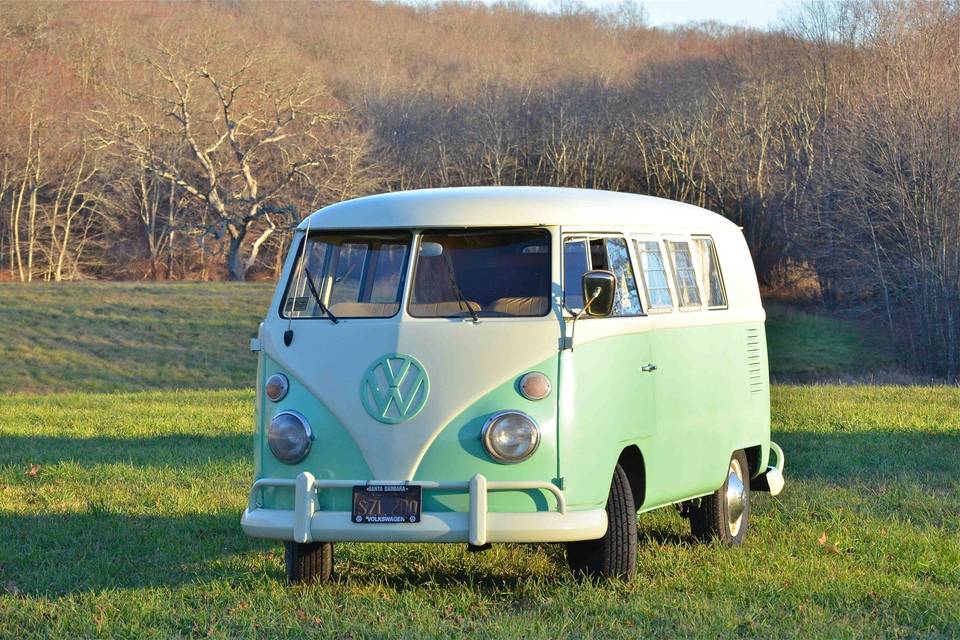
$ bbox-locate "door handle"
[641,363,657,373]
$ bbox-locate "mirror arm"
[564,287,601,351]
[575,287,602,321]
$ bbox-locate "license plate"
[351,484,422,524]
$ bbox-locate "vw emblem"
[360,353,429,424]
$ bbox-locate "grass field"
[1,283,955,638]
[1,387,957,638]
[0,282,273,393]
[764,305,897,380]
[0,283,897,393]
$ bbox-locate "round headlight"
[268,410,312,463]
[518,372,551,401]
[480,411,540,464]
[265,373,289,402]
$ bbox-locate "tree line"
[0,0,957,381]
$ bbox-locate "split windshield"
[281,228,551,319]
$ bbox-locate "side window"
[633,237,673,311]
[691,236,727,309]
[665,239,702,309]
[563,235,641,317]
[603,237,642,316]
[563,238,589,311]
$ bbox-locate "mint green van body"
[241,187,785,581]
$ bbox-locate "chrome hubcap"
[726,458,746,536]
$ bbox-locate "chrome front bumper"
[240,472,607,545]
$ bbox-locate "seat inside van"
[488,296,549,316]
[328,302,399,317]
[407,300,481,316]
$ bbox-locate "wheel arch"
[617,445,646,509]
[742,444,763,479]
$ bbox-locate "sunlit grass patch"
[0,283,906,394]
[0,282,273,393]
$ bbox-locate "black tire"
[689,450,750,546]
[284,540,334,584]
[566,463,637,580]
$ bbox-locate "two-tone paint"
[241,187,779,546]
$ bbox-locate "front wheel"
[284,540,334,584]
[565,463,637,580]
[689,450,750,545]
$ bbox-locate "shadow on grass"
[637,526,690,547]
[775,430,960,483]
[0,510,553,595]
[0,511,269,596]
[0,434,249,467]
[338,545,563,592]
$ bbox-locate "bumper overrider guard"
[750,441,786,496]
[241,473,608,545]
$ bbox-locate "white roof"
[298,187,737,231]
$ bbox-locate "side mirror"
[581,270,616,317]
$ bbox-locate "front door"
[557,233,656,510]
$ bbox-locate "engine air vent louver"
[746,327,764,394]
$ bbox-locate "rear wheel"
[689,450,750,545]
[566,463,637,580]
[284,541,334,584]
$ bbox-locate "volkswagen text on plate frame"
[241,187,786,583]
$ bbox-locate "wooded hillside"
[1,0,957,380]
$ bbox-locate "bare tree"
[811,1,960,380]
[40,145,104,281]
[94,44,346,280]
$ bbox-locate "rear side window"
[691,236,727,309]
[563,236,642,317]
[665,239,702,309]
[633,238,673,310]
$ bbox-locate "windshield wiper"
[453,286,479,322]
[442,253,479,322]
[303,267,339,324]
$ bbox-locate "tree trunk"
[227,227,248,281]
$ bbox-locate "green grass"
[0,283,950,637]
[0,282,273,393]
[0,283,898,394]
[765,305,896,378]
[1,386,958,638]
